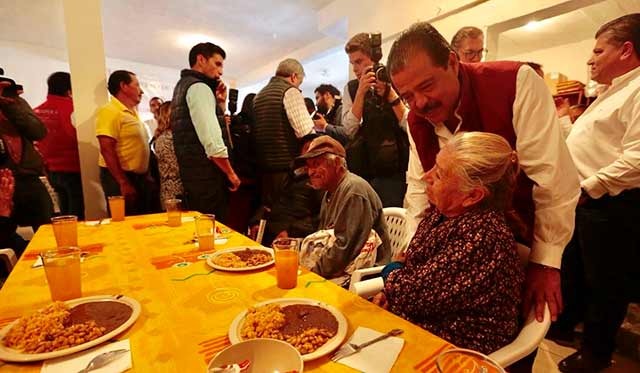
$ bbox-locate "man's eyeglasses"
[463,49,488,59]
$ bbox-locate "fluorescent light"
[177,33,219,48]
[524,21,541,31]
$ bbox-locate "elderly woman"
[374,132,524,354]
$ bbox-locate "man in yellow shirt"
[96,70,154,215]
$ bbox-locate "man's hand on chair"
[522,263,563,322]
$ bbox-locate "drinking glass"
[195,214,216,251]
[165,199,182,227]
[108,196,125,222]
[436,348,506,373]
[273,238,300,289]
[51,215,78,247]
[41,247,82,301]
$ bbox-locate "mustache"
[416,101,441,115]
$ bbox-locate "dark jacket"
[253,76,300,172]
[170,69,227,211]
[0,96,47,176]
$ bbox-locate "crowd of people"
[0,12,639,373]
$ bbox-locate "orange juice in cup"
[41,247,82,301]
[51,215,78,247]
[195,214,216,251]
[165,198,182,227]
[273,238,300,289]
[108,196,125,222]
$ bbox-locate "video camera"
[0,67,19,98]
[367,33,389,83]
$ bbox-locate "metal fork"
[330,328,403,361]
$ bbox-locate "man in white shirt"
[170,42,240,222]
[253,58,315,210]
[558,14,640,373]
[387,22,581,336]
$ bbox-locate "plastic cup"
[165,199,182,227]
[195,214,216,251]
[108,196,125,222]
[51,215,78,247]
[273,238,300,289]
[41,247,82,301]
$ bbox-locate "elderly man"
[253,58,314,209]
[170,42,240,221]
[387,22,581,336]
[296,135,390,282]
[96,70,155,215]
[556,14,640,373]
[450,26,485,63]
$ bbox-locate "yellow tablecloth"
[0,212,452,372]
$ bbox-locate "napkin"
[84,219,111,226]
[41,339,132,373]
[336,327,404,373]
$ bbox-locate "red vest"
[34,95,80,173]
[408,61,534,245]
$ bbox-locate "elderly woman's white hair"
[442,131,520,212]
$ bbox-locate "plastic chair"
[488,304,551,368]
[348,207,408,295]
[0,248,17,273]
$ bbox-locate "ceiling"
[497,0,640,57]
[0,0,334,81]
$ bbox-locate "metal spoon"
[76,349,129,373]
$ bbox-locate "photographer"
[0,74,54,233]
[341,33,409,207]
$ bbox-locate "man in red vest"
[387,22,581,338]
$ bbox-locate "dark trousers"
[558,189,640,359]
[100,167,155,216]
[49,171,85,220]
[370,173,406,208]
[181,176,229,223]
[259,171,288,209]
[13,175,53,232]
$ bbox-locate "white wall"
[0,40,180,121]
[498,38,593,83]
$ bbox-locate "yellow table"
[0,212,452,372]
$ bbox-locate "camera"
[0,67,19,98]
[367,33,389,83]
[228,88,239,114]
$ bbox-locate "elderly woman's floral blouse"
[154,131,183,208]
[385,208,524,354]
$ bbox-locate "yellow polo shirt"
[95,97,150,174]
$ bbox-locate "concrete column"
[62,0,108,220]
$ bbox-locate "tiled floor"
[533,339,640,372]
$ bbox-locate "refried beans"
[280,305,338,336]
[68,301,132,333]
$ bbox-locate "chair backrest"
[383,207,408,257]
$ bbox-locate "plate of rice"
[206,246,274,272]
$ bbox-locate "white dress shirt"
[566,66,640,199]
[282,87,314,138]
[404,65,581,268]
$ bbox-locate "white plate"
[229,298,348,362]
[0,295,141,362]
[206,246,274,272]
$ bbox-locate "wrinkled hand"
[119,181,138,206]
[313,113,328,131]
[216,81,228,104]
[522,263,563,322]
[372,292,389,309]
[356,70,376,98]
[0,168,15,217]
[224,114,231,126]
[227,172,241,192]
